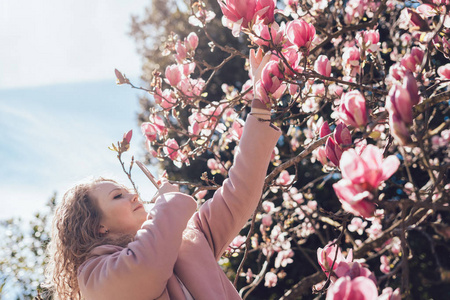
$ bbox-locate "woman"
[44,94,281,299]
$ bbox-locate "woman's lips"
[134,204,144,211]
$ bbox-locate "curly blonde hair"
[44,178,133,299]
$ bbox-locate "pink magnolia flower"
[261,213,273,227]
[333,181,377,218]
[326,276,378,300]
[256,60,286,104]
[386,85,413,124]
[401,47,424,73]
[251,21,285,47]
[339,145,400,191]
[275,249,294,268]
[207,158,226,175]
[285,19,316,50]
[230,235,247,248]
[377,287,401,300]
[438,63,450,80]
[264,271,278,288]
[141,122,158,142]
[262,201,275,213]
[325,136,343,167]
[282,46,303,77]
[181,62,196,77]
[388,63,406,82]
[219,0,257,28]
[402,72,420,105]
[185,32,199,51]
[334,261,377,284]
[123,130,132,144]
[357,29,380,53]
[334,145,400,218]
[165,64,182,87]
[342,46,361,76]
[347,217,367,235]
[388,113,411,146]
[229,119,245,141]
[380,255,391,274]
[276,170,295,186]
[219,0,276,36]
[154,88,177,110]
[163,138,180,160]
[319,121,332,138]
[254,0,276,24]
[333,123,352,146]
[175,40,187,63]
[317,242,353,275]
[314,146,328,166]
[338,90,367,128]
[188,9,216,27]
[314,55,332,77]
[149,114,167,136]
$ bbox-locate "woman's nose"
[131,193,139,202]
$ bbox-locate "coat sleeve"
[77,192,196,300]
[193,114,281,260]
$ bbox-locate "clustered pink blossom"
[218,0,276,36]
[386,72,420,145]
[318,242,401,299]
[337,90,368,129]
[333,145,400,218]
[285,18,316,50]
[255,60,287,104]
[319,122,352,167]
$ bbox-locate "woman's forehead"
[93,181,127,193]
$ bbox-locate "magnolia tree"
[115,0,450,299]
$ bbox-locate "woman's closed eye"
[113,193,123,199]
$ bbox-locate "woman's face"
[91,181,148,236]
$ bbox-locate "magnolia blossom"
[165,64,182,87]
[386,83,414,145]
[314,55,332,77]
[264,271,278,288]
[317,242,353,275]
[357,29,380,53]
[326,276,378,300]
[219,0,276,36]
[334,261,377,284]
[338,90,367,128]
[185,32,199,51]
[438,63,450,80]
[285,18,316,50]
[340,145,400,191]
[342,46,361,76]
[275,249,294,268]
[377,287,401,300]
[333,145,400,218]
[154,88,177,110]
[380,255,391,274]
[276,170,295,186]
[141,122,158,142]
[251,20,285,47]
[325,136,343,167]
[256,60,286,104]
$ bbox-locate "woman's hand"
[151,179,180,202]
[249,48,272,92]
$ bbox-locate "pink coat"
[77,115,281,299]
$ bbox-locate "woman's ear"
[99,225,108,234]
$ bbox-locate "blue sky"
[0,0,158,220]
